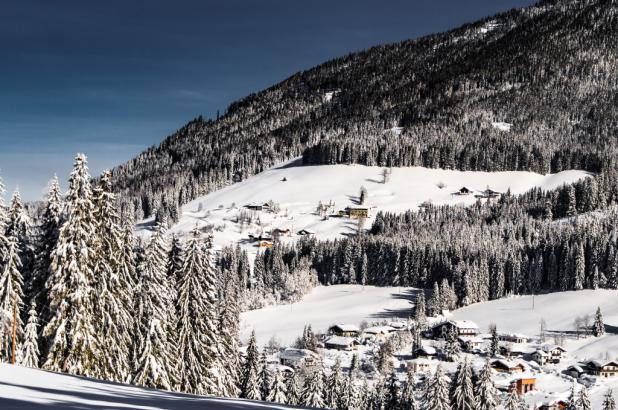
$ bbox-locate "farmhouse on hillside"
[362,326,395,342]
[407,358,432,373]
[324,336,360,351]
[585,360,618,377]
[490,359,526,374]
[499,332,530,344]
[328,324,361,338]
[541,345,567,363]
[279,348,319,368]
[428,320,479,339]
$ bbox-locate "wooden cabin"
[490,359,526,374]
[279,348,319,368]
[499,333,529,344]
[407,359,431,373]
[324,336,360,351]
[428,320,479,339]
[510,377,536,395]
[328,324,361,338]
[586,360,618,377]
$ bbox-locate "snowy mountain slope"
[139,159,590,260]
[240,284,415,345]
[450,289,618,360]
[0,364,296,409]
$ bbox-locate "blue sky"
[0,0,536,200]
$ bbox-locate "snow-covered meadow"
[138,159,590,261]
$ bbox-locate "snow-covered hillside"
[241,285,415,345]
[0,364,294,409]
[138,159,590,259]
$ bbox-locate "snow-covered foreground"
[138,159,590,260]
[0,364,294,409]
[240,284,416,345]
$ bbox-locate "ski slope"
[240,285,416,345]
[0,364,294,409]
[137,159,590,260]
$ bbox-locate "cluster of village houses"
[268,318,618,410]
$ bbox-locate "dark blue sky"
[1,0,536,200]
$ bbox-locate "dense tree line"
[107,0,618,224]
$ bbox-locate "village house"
[585,360,618,377]
[328,324,361,338]
[499,332,530,344]
[257,240,273,249]
[537,400,568,410]
[428,320,479,339]
[414,345,438,360]
[499,344,530,359]
[531,350,550,365]
[510,377,536,395]
[407,358,432,373]
[388,321,408,331]
[565,364,586,378]
[245,202,269,211]
[490,359,527,374]
[459,336,484,352]
[341,207,370,219]
[297,228,315,236]
[324,336,360,351]
[474,188,502,199]
[279,348,319,368]
[542,345,567,363]
[362,326,395,342]
[457,187,472,195]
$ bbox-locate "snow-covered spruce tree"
[241,331,261,399]
[489,325,499,357]
[301,367,325,408]
[30,176,62,328]
[20,301,39,368]
[425,365,451,410]
[451,359,476,410]
[604,388,616,410]
[6,189,34,284]
[44,154,100,376]
[503,391,521,410]
[429,282,441,316]
[593,306,605,337]
[132,318,172,390]
[0,233,23,360]
[400,368,417,410]
[385,369,400,409]
[217,273,242,397]
[325,357,344,408]
[285,372,300,406]
[92,171,135,382]
[578,385,592,410]
[175,227,221,395]
[167,234,184,284]
[443,327,460,362]
[475,361,498,410]
[414,292,427,328]
[132,223,176,389]
[267,368,287,404]
[566,383,577,410]
[258,350,271,401]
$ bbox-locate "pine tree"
[451,359,476,410]
[603,389,616,410]
[385,369,400,410]
[578,385,592,410]
[414,292,427,328]
[132,223,176,389]
[326,358,344,408]
[489,325,499,357]
[258,351,271,400]
[429,282,442,316]
[443,327,460,361]
[425,365,450,410]
[285,372,301,406]
[593,306,605,337]
[302,367,324,408]
[241,331,261,400]
[400,368,417,410]
[44,154,100,376]
[0,233,23,360]
[92,171,134,382]
[20,301,39,368]
[267,368,287,404]
[566,383,577,410]
[176,227,220,394]
[503,391,521,410]
[31,176,62,327]
[218,282,242,397]
[475,361,498,410]
[132,318,172,390]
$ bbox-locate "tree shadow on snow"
[368,288,420,319]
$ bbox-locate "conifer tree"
[258,351,271,400]
[425,365,450,410]
[241,331,261,399]
[31,176,62,326]
[443,327,460,361]
[400,368,417,410]
[578,385,592,410]
[489,325,499,357]
[44,154,100,376]
[285,372,301,406]
[593,306,605,337]
[603,389,616,410]
[451,359,476,410]
[0,234,23,360]
[301,367,324,408]
[326,358,344,408]
[20,301,39,368]
[385,369,400,410]
[218,283,242,397]
[566,383,577,410]
[429,282,442,316]
[503,391,521,410]
[93,171,134,382]
[267,368,287,404]
[132,318,172,390]
[475,361,498,410]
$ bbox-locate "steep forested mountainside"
[108,0,618,221]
